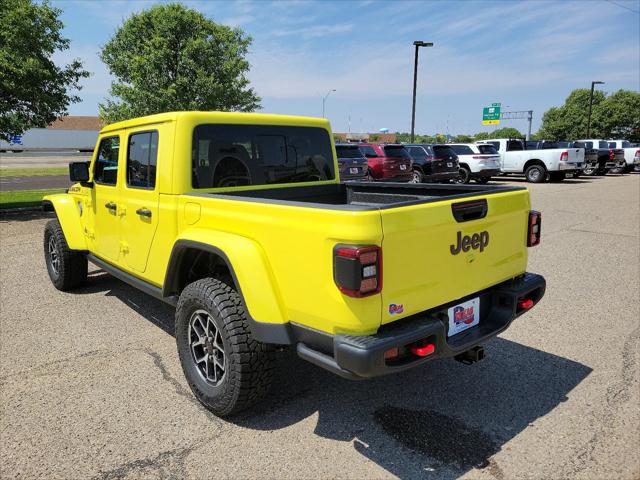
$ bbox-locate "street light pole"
[322,89,336,118]
[586,81,604,138]
[410,41,433,143]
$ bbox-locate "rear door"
[379,190,530,324]
[119,128,161,273]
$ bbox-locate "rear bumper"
[377,172,413,182]
[472,168,500,178]
[424,171,459,182]
[297,273,546,380]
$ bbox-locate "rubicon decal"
[389,304,404,315]
[450,230,489,255]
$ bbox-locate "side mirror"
[69,161,90,183]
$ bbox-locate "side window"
[127,131,159,189]
[599,141,609,149]
[488,141,500,150]
[94,136,120,185]
[409,147,427,159]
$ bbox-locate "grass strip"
[0,188,66,210]
[0,167,69,177]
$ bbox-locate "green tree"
[99,3,260,124]
[474,131,491,141]
[0,0,89,142]
[453,134,473,143]
[490,127,523,139]
[537,88,606,140]
[592,89,640,142]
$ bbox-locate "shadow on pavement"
[76,271,592,480]
[0,209,54,223]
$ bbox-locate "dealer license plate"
[447,297,480,337]
[399,164,407,170]
[349,168,359,174]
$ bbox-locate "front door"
[119,129,160,273]
[92,135,122,262]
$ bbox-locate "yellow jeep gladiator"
[42,111,545,416]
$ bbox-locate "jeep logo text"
[450,230,489,255]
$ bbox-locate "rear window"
[576,141,593,149]
[477,144,498,154]
[432,145,456,159]
[335,146,363,159]
[192,124,334,188]
[621,141,631,148]
[449,145,474,155]
[383,146,410,158]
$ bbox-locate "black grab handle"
[451,199,488,222]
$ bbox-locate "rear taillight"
[635,149,640,159]
[560,151,568,162]
[609,149,615,160]
[333,245,382,297]
[527,210,541,247]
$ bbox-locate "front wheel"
[175,278,275,417]
[525,164,546,183]
[44,219,87,291]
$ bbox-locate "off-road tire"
[44,219,87,291]
[549,172,565,182]
[525,164,546,183]
[457,166,471,184]
[175,278,275,417]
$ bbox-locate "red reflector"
[518,298,534,310]
[384,347,399,360]
[360,277,378,293]
[410,343,435,357]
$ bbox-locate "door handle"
[105,202,117,211]
[136,208,152,218]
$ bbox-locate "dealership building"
[0,116,101,152]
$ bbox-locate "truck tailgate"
[379,189,530,324]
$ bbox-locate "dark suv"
[404,144,460,183]
[357,143,413,182]
[335,143,369,181]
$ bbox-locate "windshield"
[432,145,456,159]
[192,124,335,188]
[335,146,364,159]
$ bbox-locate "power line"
[604,0,640,13]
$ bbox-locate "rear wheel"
[582,164,598,176]
[525,164,546,183]
[609,163,626,175]
[175,278,275,416]
[410,169,423,183]
[44,219,87,291]
[456,166,471,184]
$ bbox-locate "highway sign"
[482,103,501,125]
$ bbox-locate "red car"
[357,143,413,181]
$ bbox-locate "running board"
[87,254,177,306]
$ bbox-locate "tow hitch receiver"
[455,346,485,365]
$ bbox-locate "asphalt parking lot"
[1,174,638,479]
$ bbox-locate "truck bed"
[193,182,525,210]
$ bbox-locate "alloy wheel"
[188,309,226,386]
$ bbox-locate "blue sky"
[52,0,640,135]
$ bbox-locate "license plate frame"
[447,297,480,337]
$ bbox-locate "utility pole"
[586,81,604,138]
[322,89,335,118]
[410,41,433,143]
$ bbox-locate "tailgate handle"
[451,199,488,222]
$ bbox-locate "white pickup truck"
[607,140,640,173]
[478,138,584,183]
